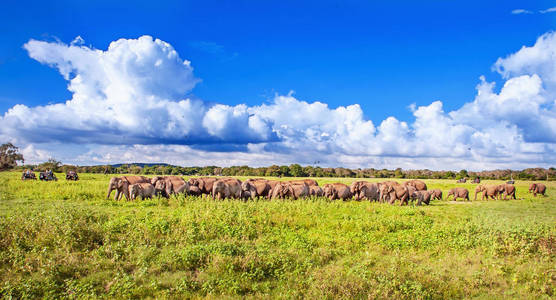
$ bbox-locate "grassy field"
[0,172,554,299]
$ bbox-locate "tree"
[279,166,290,177]
[265,165,280,177]
[289,164,305,177]
[0,143,24,171]
[456,169,468,179]
[38,158,62,172]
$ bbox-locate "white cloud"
[2,33,556,170]
[540,7,556,13]
[511,9,533,14]
[2,36,273,146]
[494,32,556,92]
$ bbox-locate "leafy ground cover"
[0,172,554,299]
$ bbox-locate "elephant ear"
[117,179,125,189]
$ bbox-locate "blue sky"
[1,0,554,120]
[1,0,556,169]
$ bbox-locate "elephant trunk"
[106,184,114,199]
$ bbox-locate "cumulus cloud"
[2,33,556,169]
[2,36,272,147]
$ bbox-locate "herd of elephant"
[106,176,548,205]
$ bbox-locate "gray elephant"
[411,190,431,205]
[212,178,242,200]
[129,183,155,200]
[378,182,409,205]
[403,179,427,191]
[270,182,309,200]
[188,177,219,195]
[176,184,201,196]
[241,179,272,199]
[350,181,380,201]
[152,176,188,198]
[106,176,150,200]
[447,187,469,201]
[474,184,499,201]
[323,183,352,201]
[308,185,324,197]
[497,184,516,200]
[529,183,546,197]
[288,179,319,186]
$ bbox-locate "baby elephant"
[428,189,442,201]
[129,183,155,200]
[446,187,469,201]
[411,190,432,205]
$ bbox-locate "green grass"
[0,172,554,299]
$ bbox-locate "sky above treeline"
[1,0,556,170]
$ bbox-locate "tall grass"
[0,172,554,299]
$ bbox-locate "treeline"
[13,160,556,180]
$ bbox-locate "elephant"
[129,183,155,200]
[240,190,252,200]
[65,170,79,181]
[106,176,149,201]
[473,177,481,184]
[175,184,202,196]
[403,179,427,191]
[188,177,219,195]
[457,178,467,183]
[379,183,409,205]
[241,179,272,199]
[410,190,431,206]
[308,185,324,197]
[152,176,188,198]
[350,181,380,201]
[428,189,443,201]
[266,180,281,195]
[405,185,417,199]
[474,184,499,201]
[323,183,352,201]
[288,179,319,186]
[270,182,309,200]
[497,184,516,200]
[446,187,469,201]
[212,178,242,200]
[376,181,399,202]
[377,181,408,205]
[529,183,546,197]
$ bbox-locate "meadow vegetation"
[0,172,554,299]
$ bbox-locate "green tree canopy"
[0,143,24,171]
